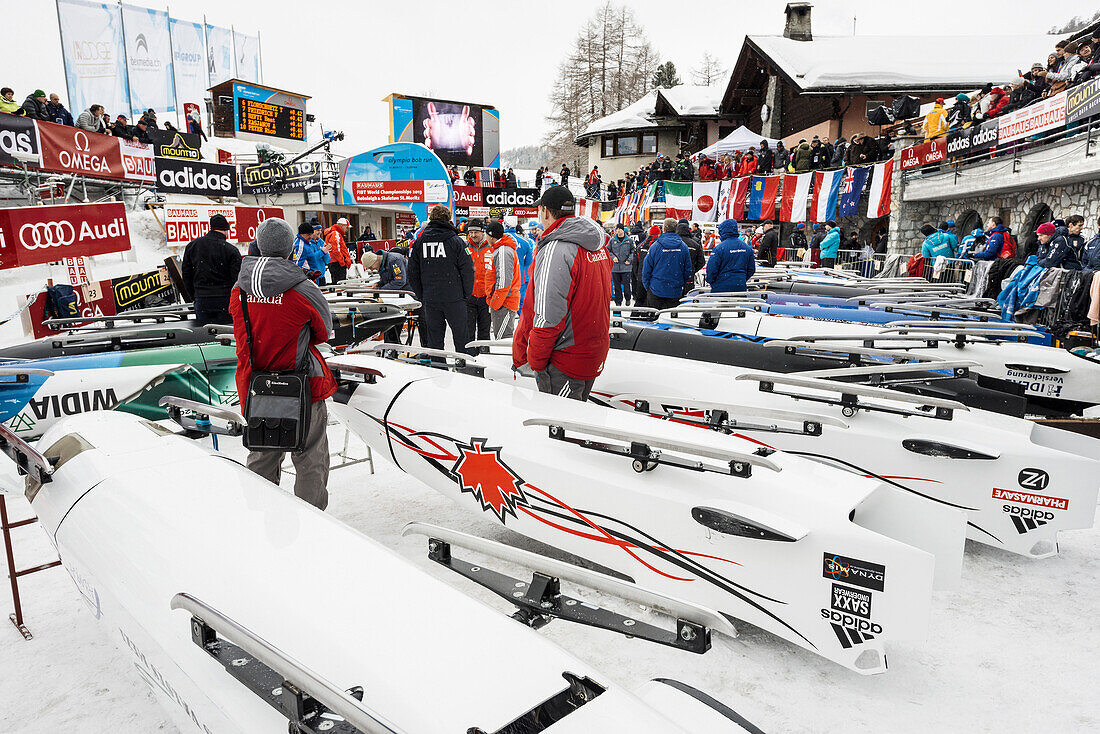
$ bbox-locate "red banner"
[118,138,156,183]
[899,138,947,170]
[163,204,284,246]
[235,206,284,244]
[452,186,483,208]
[352,180,426,204]
[37,120,125,180]
[0,202,131,269]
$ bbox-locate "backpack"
[999,230,1017,259]
[44,284,79,323]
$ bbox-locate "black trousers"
[820,257,836,270]
[193,295,232,326]
[423,299,470,354]
[328,263,347,285]
[648,294,682,311]
[466,296,490,346]
[611,272,632,305]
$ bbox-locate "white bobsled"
[657,306,1100,408]
[474,345,1099,560]
[328,352,941,675]
[1,410,764,734]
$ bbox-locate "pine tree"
[652,61,682,89]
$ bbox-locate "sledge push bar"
[735,371,968,420]
[523,417,782,477]
[764,339,952,362]
[802,360,980,379]
[158,396,245,437]
[0,423,53,486]
[610,392,849,435]
[171,593,406,734]
[402,522,738,646]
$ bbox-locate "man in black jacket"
[20,90,50,120]
[676,220,705,291]
[757,140,775,174]
[409,205,475,354]
[182,214,242,326]
[759,221,779,267]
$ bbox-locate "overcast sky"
[5,0,1099,156]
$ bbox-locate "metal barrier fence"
[835,249,888,277]
[921,257,974,285]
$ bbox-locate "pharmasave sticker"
[992,488,1068,511]
[823,553,885,592]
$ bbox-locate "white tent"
[695,126,781,159]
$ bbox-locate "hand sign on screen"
[423,102,477,155]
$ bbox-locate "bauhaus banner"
[121,4,175,121]
[57,0,131,120]
[0,202,131,270]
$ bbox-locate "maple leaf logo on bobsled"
[452,438,529,523]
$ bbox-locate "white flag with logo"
[57,0,130,117]
[170,18,208,130]
[206,24,236,86]
[233,30,261,83]
[122,4,175,120]
[691,181,720,222]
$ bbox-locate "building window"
[603,136,614,157]
[641,134,657,154]
[616,135,640,156]
[599,132,658,158]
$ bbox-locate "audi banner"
[0,114,41,167]
[154,157,239,197]
[37,120,126,180]
[0,202,132,270]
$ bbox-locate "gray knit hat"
[256,217,294,258]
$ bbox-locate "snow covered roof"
[579,84,723,140]
[655,85,724,117]
[747,34,1061,91]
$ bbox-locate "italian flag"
[664,181,693,220]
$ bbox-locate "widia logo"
[27,388,117,420]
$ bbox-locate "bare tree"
[691,51,728,86]
[543,2,660,172]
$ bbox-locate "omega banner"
[154,157,239,197]
[452,186,539,218]
[0,202,131,270]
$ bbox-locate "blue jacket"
[819,228,842,258]
[921,230,957,259]
[997,258,1045,320]
[959,228,984,258]
[377,249,409,289]
[507,227,535,308]
[973,225,1007,261]
[706,220,756,294]
[1038,227,1083,270]
[1083,233,1100,269]
[642,232,693,299]
[293,235,329,279]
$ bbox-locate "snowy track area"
[2,422,1098,733]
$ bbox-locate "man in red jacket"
[513,186,611,400]
[229,217,336,511]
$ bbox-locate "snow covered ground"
[1,421,1098,734]
[0,208,1097,733]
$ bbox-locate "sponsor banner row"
[164,204,283,247]
[239,160,321,195]
[453,186,540,219]
[0,202,131,271]
[901,91,1069,165]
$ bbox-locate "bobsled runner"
[328,348,940,675]
[0,409,765,734]
[654,305,1100,414]
[0,342,239,439]
[473,343,1099,560]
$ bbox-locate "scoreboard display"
[223,81,309,147]
[237,97,305,141]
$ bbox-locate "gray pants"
[246,400,331,511]
[535,363,594,401]
[490,307,516,340]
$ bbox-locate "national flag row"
[611,183,659,226]
[656,161,893,223]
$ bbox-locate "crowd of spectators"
[1,86,209,142]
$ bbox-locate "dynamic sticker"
[823,553,885,592]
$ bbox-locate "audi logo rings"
[20,221,77,249]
